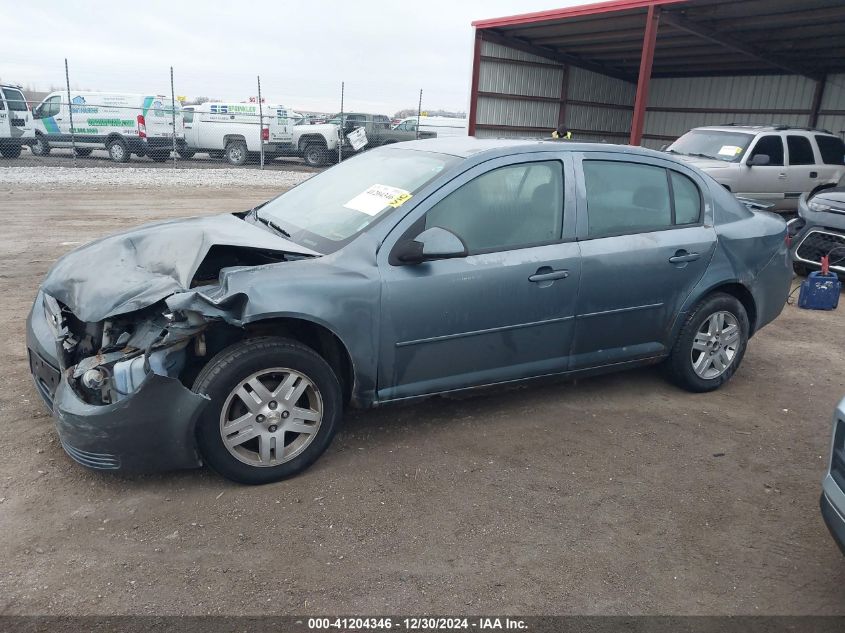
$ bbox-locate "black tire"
[178,149,196,159]
[73,147,93,158]
[148,150,170,162]
[107,138,130,163]
[303,143,327,167]
[666,293,749,393]
[0,144,22,158]
[792,261,811,277]
[224,140,248,166]
[193,337,343,484]
[30,134,50,157]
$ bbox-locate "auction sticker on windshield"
[343,184,412,216]
[718,145,743,157]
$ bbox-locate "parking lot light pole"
[416,89,422,140]
[64,59,76,167]
[338,81,344,164]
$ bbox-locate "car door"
[737,134,787,208]
[0,90,8,140]
[785,134,819,200]
[377,153,581,401]
[570,153,717,369]
[182,107,198,148]
[34,95,64,143]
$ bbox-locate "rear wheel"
[0,144,22,158]
[303,143,327,167]
[667,293,749,392]
[224,140,248,166]
[107,138,130,163]
[193,337,343,484]
[73,147,93,158]
[30,135,50,157]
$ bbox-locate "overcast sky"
[1,0,591,115]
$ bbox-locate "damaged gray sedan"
[27,138,792,484]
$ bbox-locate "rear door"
[785,134,819,199]
[0,87,32,142]
[144,96,181,139]
[738,134,788,208]
[570,152,716,369]
[814,134,845,186]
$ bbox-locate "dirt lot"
[1,180,844,616]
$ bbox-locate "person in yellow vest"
[551,125,572,140]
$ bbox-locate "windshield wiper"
[254,213,292,239]
[687,152,716,159]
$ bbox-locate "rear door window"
[748,135,784,166]
[787,135,815,165]
[583,160,702,237]
[815,135,845,165]
[2,88,27,112]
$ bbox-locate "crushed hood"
[41,213,319,322]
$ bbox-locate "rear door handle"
[669,251,700,264]
[528,268,569,283]
[778,173,787,179]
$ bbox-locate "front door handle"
[669,250,700,264]
[528,268,569,283]
[778,173,787,179]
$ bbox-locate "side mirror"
[396,226,468,264]
[748,154,770,167]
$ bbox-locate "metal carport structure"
[468,0,845,147]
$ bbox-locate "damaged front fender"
[53,371,209,472]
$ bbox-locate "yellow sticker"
[387,192,412,208]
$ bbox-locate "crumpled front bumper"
[26,292,209,473]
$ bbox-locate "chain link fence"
[0,60,469,175]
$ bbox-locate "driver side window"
[424,161,564,254]
[748,135,784,166]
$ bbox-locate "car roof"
[690,125,836,136]
[393,136,670,160]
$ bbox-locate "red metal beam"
[629,5,660,146]
[468,29,482,137]
[471,0,685,29]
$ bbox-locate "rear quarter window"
[815,135,845,165]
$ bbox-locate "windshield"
[667,130,755,162]
[258,147,460,253]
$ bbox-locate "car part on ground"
[26,138,792,483]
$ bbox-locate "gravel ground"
[0,166,314,189]
[1,183,844,616]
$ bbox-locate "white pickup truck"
[268,110,340,167]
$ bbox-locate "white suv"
[666,125,845,211]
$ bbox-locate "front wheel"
[30,135,50,157]
[193,337,343,484]
[667,293,749,393]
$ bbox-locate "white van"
[31,91,185,162]
[182,102,296,165]
[393,116,468,138]
[0,84,34,158]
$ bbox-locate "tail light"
[136,114,147,138]
[262,127,269,141]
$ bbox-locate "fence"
[0,59,470,173]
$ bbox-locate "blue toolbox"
[798,270,841,310]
